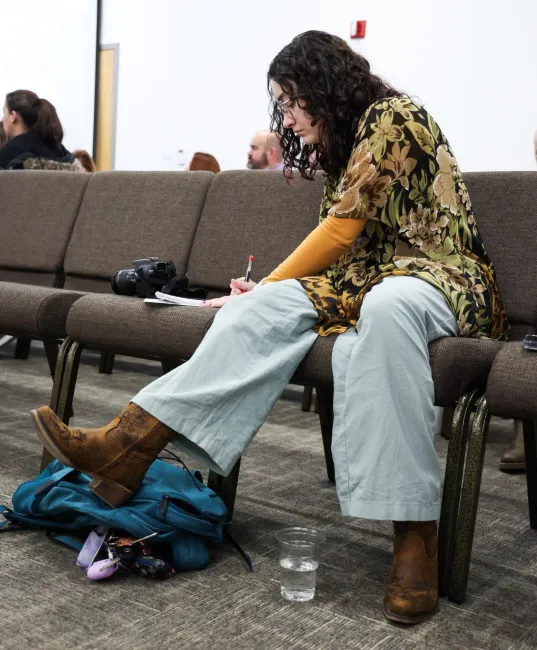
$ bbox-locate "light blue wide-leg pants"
[133,276,457,521]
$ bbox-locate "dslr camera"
[111,258,177,298]
[111,257,207,299]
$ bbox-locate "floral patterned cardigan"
[299,97,508,339]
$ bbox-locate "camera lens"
[111,269,138,296]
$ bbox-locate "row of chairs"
[0,169,536,604]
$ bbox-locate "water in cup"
[279,556,319,601]
[275,527,325,602]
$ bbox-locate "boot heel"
[89,477,133,508]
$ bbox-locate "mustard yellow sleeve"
[262,215,365,284]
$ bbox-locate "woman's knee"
[213,294,252,327]
[358,278,426,333]
[211,287,274,335]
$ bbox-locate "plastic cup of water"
[275,527,325,602]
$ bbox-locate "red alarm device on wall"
[350,21,366,39]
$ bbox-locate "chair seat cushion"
[0,283,84,339]
[67,292,338,382]
[292,335,336,387]
[487,341,537,419]
[294,336,503,399]
[66,294,218,360]
[429,337,504,406]
[67,293,503,401]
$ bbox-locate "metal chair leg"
[99,351,115,374]
[448,394,490,604]
[438,388,481,597]
[14,337,31,359]
[39,450,55,473]
[49,339,74,413]
[55,340,84,424]
[40,338,75,470]
[301,386,314,412]
[440,406,455,440]
[315,385,335,484]
[161,358,181,375]
[43,338,59,378]
[208,458,242,520]
[39,339,85,471]
[522,419,537,529]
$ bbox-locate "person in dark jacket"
[0,90,75,169]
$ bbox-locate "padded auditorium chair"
[37,170,536,605]
[0,171,89,374]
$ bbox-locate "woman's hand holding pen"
[201,256,257,308]
[230,278,257,295]
[201,278,257,308]
[229,256,256,295]
[200,279,257,308]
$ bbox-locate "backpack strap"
[0,507,25,531]
[34,466,78,495]
[0,506,11,520]
[46,531,84,552]
[224,530,254,572]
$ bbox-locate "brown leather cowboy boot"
[31,403,175,508]
[499,421,525,471]
[383,521,438,624]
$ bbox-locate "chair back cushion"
[0,170,89,285]
[465,171,537,334]
[63,171,213,293]
[186,171,325,291]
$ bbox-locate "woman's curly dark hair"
[268,31,401,180]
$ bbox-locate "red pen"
[245,255,254,282]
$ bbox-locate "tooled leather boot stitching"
[383,521,438,625]
[31,403,175,508]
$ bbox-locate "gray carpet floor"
[0,341,536,650]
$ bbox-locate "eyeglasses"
[274,96,297,116]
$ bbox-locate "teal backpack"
[0,458,248,572]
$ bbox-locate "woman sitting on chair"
[0,90,76,170]
[31,31,508,624]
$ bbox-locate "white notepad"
[143,291,206,307]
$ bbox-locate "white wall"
[0,0,98,154]
[101,0,537,172]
